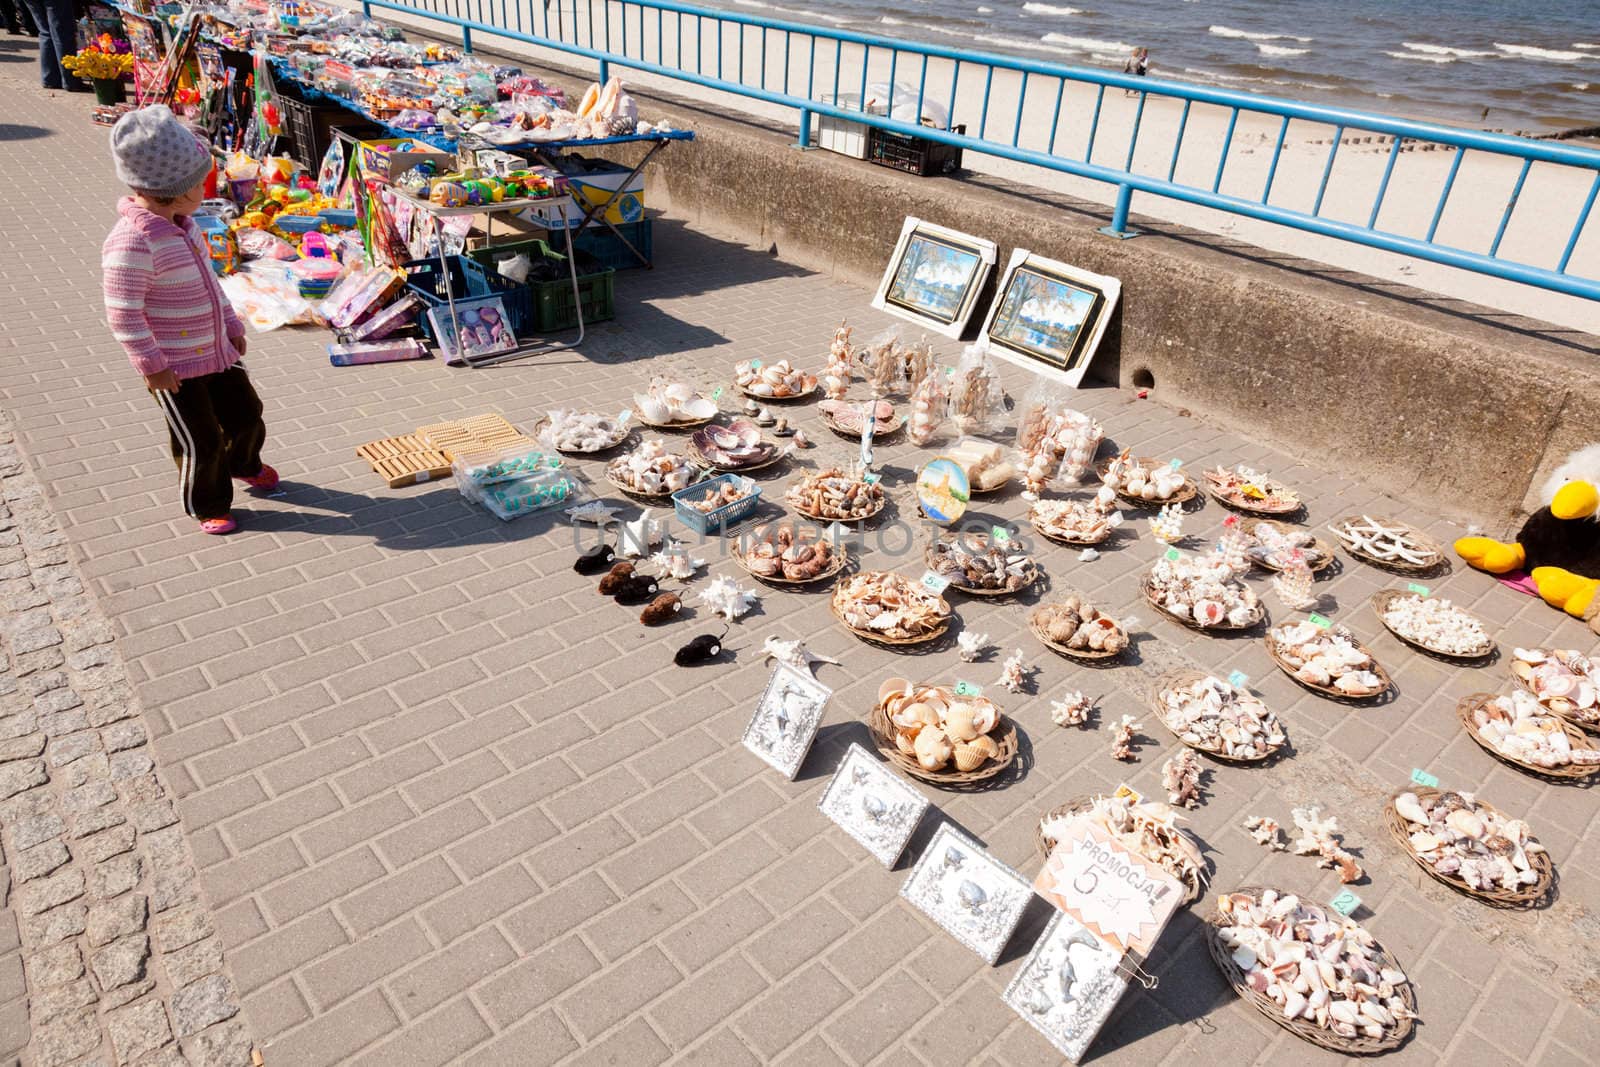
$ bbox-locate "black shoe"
[64,81,92,94]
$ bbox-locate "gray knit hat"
[110,105,214,198]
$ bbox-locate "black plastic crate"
[865,123,966,177]
[275,88,368,170]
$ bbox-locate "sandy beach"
[364,0,1598,334]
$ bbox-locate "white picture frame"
[977,248,1121,388]
[818,743,930,867]
[1002,910,1132,1063]
[900,823,1032,965]
[871,217,997,339]
[741,663,832,780]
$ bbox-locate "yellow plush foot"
[1532,566,1600,618]
[1454,536,1525,574]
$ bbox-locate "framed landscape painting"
[979,249,1121,387]
[871,217,996,339]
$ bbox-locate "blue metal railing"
[358,0,1600,303]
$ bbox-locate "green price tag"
[945,366,956,379]
[863,472,881,485]
[919,571,950,596]
[954,681,981,697]
[750,359,762,370]
[1165,547,1181,561]
[991,525,1011,545]
[1169,458,1182,470]
[1308,613,1332,628]
[1406,582,1429,596]
[1227,670,1249,688]
[1410,768,1440,788]
[711,386,724,401]
[1329,889,1362,917]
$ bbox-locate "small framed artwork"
[741,662,832,780]
[871,217,997,339]
[426,296,519,366]
[1002,910,1133,1063]
[900,823,1032,965]
[818,743,930,867]
[978,249,1121,388]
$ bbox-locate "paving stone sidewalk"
[4,37,1600,1067]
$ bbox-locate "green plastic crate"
[470,239,614,333]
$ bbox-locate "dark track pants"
[153,365,267,520]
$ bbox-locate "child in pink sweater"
[102,105,276,535]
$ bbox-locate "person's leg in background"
[2,0,39,36]
[21,0,83,90]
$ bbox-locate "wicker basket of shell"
[924,532,1038,597]
[1455,691,1600,781]
[1035,793,1208,904]
[1205,886,1418,1055]
[1329,515,1444,574]
[1383,788,1554,908]
[1264,620,1392,701]
[867,678,1017,787]
[1150,671,1287,763]
[1029,596,1129,661]
[1510,647,1600,733]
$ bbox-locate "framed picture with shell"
[819,743,931,867]
[978,249,1121,388]
[900,823,1032,965]
[741,663,833,780]
[871,217,997,339]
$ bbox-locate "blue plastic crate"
[672,474,761,536]
[571,219,653,271]
[275,214,325,233]
[402,256,536,339]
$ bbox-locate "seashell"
[1392,792,1428,825]
[943,705,981,742]
[1445,808,1485,839]
[680,397,718,420]
[1409,830,1440,852]
[966,733,1001,760]
[634,395,670,423]
[914,725,953,770]
[895,730,917,757]
[878,677,913,704]
[957,880,987,912]
[969,700,999,735]
[952,743,987,772]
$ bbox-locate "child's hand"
[231,335,248,357]
[144,369,180,393]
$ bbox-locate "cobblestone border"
[0,407,252,1067]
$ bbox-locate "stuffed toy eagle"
[1456,445,1600,633]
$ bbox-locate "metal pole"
[794,106,812,150]
[599,58,610,83]
[1099,183,1138,239]
[462,26,472,53]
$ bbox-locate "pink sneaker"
[237,464,279,491]
[199,515,237,535]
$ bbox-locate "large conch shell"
[577,83,601,118]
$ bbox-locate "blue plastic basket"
[276,214,325,233]
[571,219,653,271]
[321,208,357,228]
[672,474,761,535]
[402,256,536,339]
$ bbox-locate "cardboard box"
[358,138,455,183]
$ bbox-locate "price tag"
[750,359,762,370]
[1165,547,1181,561]
[1410,768,1440,789]
[1329,889,1362,917]
[1112,784,1143,804]
[991,525,1011,545]
[1406,582,1429,596]
[863,472,881,485]
[919,571,951,596]
[710,386,724,401]
[1227,670,1249,688]
[1169,458,1182,470]
[954,681,982,697]
[1308,613,1332,628]
[945,366,956,378]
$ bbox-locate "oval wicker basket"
[1034,795,1207,904]
[1028,601,1126,661]
[732,537,849,586]
[1454,693,1600,781]
[1140,573,1265,632]
[1204,886,1418,1055]
[1149,669,1287,764]
[1329,515,1444,574]
[1382,788,1554,908]
[1096,457,1199,509]
[867,684,1017,787]
[631,407,716,432]
[1029,512,1114,547]
[820,408,905,440]
[1371,590,1493,660]
[1238,518,1335,574]
[603,462,708,503]
[738,382,818,403]
[831,576,952,648]
[923,541,1038,598]
[1263,625,1393,702]
[1510,650,1600,734]
[685,440,786,475]
[785,486,887,525]
[1202,470,1303,515]
[531,415,633,455]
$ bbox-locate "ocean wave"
[1257,44,1309,58]
[1209,25,1311,44]
[976,5,993,12]
[1022,3,1083,15]
[972,32,1079,56]
[1573,43,1598,50]
[1042,32,1132,53]
[1400,42,1496,58]
[1386,51,1454,64]
[1495,43,1586,62]
[732,0,854,25]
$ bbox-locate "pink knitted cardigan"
[102,197,245,379]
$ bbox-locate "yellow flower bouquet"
[63,48,135,82]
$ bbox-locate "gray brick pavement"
[4,41,1600,1067]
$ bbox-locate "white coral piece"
[1244,816,1288,850]
[695,575,758,621]
[1163,749,1202,808]
[1107,715,1140,760]
[957,630,989,663]
[761,636,839,674]
[998,649,1028,694]
[650,541,705,581]
[1050,691,1094,727]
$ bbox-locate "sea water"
[717,0,1598,131]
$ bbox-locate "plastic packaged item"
[290,256,344,299]
[347,292,422,341]
[859,326,905,395]
[470,467,592,521]
[328,338,429,366]
[192,216,239,276]
[1012,381,1104,498]
[453,444,562,489]
[907,366,947,446]
[949,343,1005,436]
[235,227,300,261]
[321,266,405,329]
[219,264,315,331]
